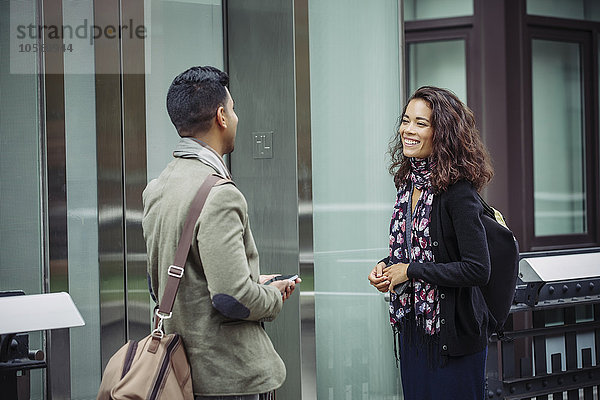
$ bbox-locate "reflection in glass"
[144,0,224,181]
[62,1,102,397]
[527,0,600,22]
[309,0,401,398]
[532,39,586,236]
[407,40,467,103]
[0,1,44,398]
[404,0,473,21]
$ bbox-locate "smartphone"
[265,274,299,284]
[276,274,299,282]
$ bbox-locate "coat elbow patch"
[212,294,251,319]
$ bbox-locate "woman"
[368,86,494,400]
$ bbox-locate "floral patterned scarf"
[388,158,440,336]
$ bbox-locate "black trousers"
[399,323,487,400]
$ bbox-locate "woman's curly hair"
[389,86,493,193]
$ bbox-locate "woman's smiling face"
[400,98,434,159]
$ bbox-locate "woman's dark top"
[382,179,491,357]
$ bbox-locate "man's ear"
[216,106,227,129]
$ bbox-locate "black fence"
[486,252,600,400]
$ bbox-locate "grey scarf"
[172,137,232,179]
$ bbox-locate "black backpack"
[477,194,520,336]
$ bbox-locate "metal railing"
[486,252,600,400]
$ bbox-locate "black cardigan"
[383,179,491,357]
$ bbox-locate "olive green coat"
[142,157,285,396]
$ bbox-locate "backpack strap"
[476,192,496,220]
[477,193,510,230]
[153,174,232,336]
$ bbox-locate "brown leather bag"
[97,174,224,400]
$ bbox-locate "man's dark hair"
[166,66,229,135]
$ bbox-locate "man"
[142,66,297,399]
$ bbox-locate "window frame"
[404,16,481,120]
[404,1,600,252]
[523,24,598,250]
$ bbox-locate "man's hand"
[264,275,301,302]
[259,274,279,284]
[383,263,409,292]
[368,261,389,293]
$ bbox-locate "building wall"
[1,0,599,398]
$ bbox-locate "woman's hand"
[383,263,409,292]
[368,262,389,293]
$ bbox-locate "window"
[405,20,474,111]
[407,1,600,251]
[531,39,586,237]
[407,39,468,103]
[527,0,600,22]
[404,0,473,21]
[522,24,598,250]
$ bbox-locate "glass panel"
[1,1,44,398]
[144,0,224,181]
[62,1,101,398]
[544,308,565,327]
[404,0,473,21]
[309,0,401,398]
[532,39,586,236]
[527,0,600,22]
[541,309,566,373]
[575,305,595,368]
[407,40,467,103]
[539,307,597,373]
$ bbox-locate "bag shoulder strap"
[157,174,232,317]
